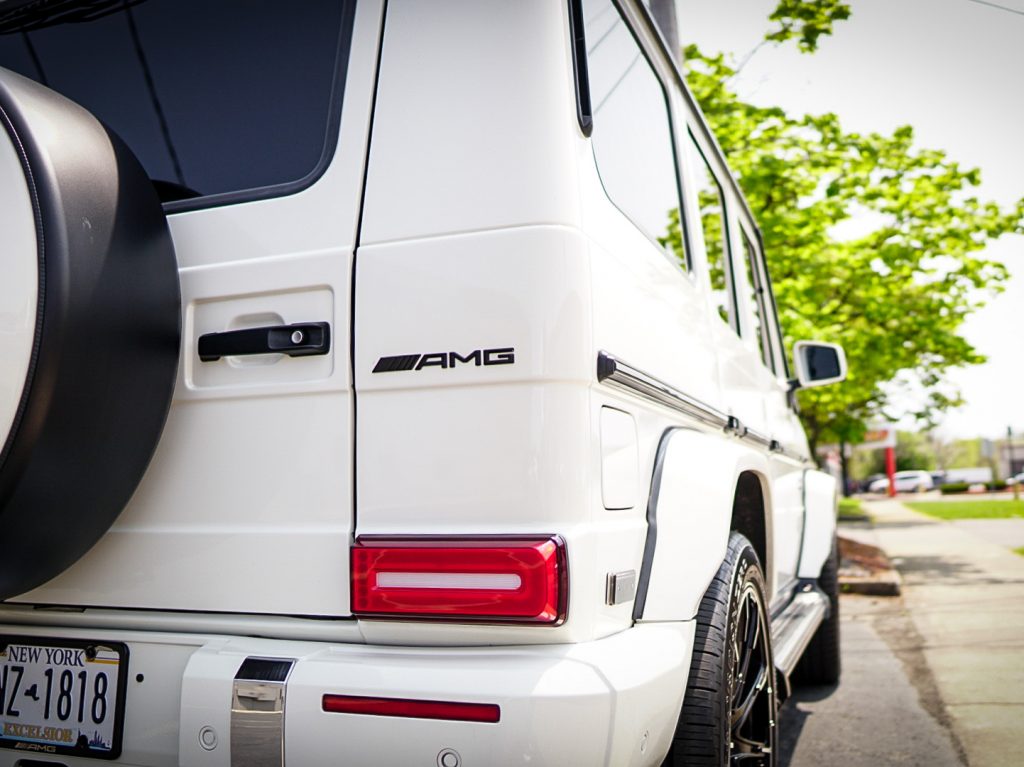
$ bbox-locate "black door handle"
[198,322,331,362]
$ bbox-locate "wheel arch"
[730,469,774,595]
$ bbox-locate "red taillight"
[350,536,566,624]
[322,694,500,723]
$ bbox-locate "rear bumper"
[0,621,694,767]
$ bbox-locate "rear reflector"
[322,694,500,723]
[351,536,566,623]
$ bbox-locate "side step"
[770,584,829,696]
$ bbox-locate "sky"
[675,0,1024,440]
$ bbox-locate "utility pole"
[649,0,682,66]
[1011,426,1020,502]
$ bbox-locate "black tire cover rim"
[0,67,180,600]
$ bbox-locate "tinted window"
[688,135,733,326]
[0,0,350,203]
[582,0,684,264]
[741,231,771,368]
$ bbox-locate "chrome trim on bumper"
[232,657,295,767]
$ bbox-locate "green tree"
[666,47,1023,455]
[765,0,851,52]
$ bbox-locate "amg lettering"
[448,350,482,366]
[483,347,515,365]
[14,741,57,753]
[373,347,516,373]
[415,353,448,370]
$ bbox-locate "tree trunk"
[839,439,850,496]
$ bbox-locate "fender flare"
[797,468,838,579]
[634,427,772,622]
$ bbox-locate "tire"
[664,533,777,766]
[791,537,841,686]
[0,69,180,599]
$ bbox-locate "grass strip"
[904,500,1024,520]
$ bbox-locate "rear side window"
[688,134,734,328]
[582,0,685,265]
[740,231,772,369]
[0,0,353,206]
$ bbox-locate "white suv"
[0,1,846,765]
[869,470,934,494]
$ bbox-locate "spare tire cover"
[0,68,180,599]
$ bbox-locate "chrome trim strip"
[597,351,810,464]
[597,351,730,430]
[232,657,295,767]
[743,427,774,450]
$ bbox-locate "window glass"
[688,135,733,326]
[0,0,350,203]
[741,231,772,369]
[582,0,685,265]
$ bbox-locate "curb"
[838,534,902,596]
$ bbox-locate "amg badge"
[373,347,515,373]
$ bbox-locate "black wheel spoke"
[733,599,759,705]
[731,662,768,730]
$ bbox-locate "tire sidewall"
[670,533,777,766]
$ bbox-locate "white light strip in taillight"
[375,572,523,591]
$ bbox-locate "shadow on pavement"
[889,553,1024,586]
[777,685,837,767]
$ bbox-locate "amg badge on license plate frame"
[0,636,128,760]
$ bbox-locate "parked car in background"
[869,470,935,494]
[1006,472,1024,486]
[941,466,994,486]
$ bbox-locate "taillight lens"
[351,536,567,624]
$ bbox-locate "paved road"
[864,500,1024,767]
[778,594,964,766]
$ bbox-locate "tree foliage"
[678,47,1024,453]
[766,0,851,52]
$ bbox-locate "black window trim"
[739,226,778,375]
[753,226,791,379]
[568,0,593,138]
[157,0,358,215]
[581,0,690,271]
[687,128,738,335]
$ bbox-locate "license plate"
[0,636,128,760]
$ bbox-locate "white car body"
[870,470,935,494]
[0,1,841,765]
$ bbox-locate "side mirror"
[792,341,847,388]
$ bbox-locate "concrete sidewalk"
[864,499,1024,767]
[780,595,963,767]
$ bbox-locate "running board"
[770,584,829,687]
